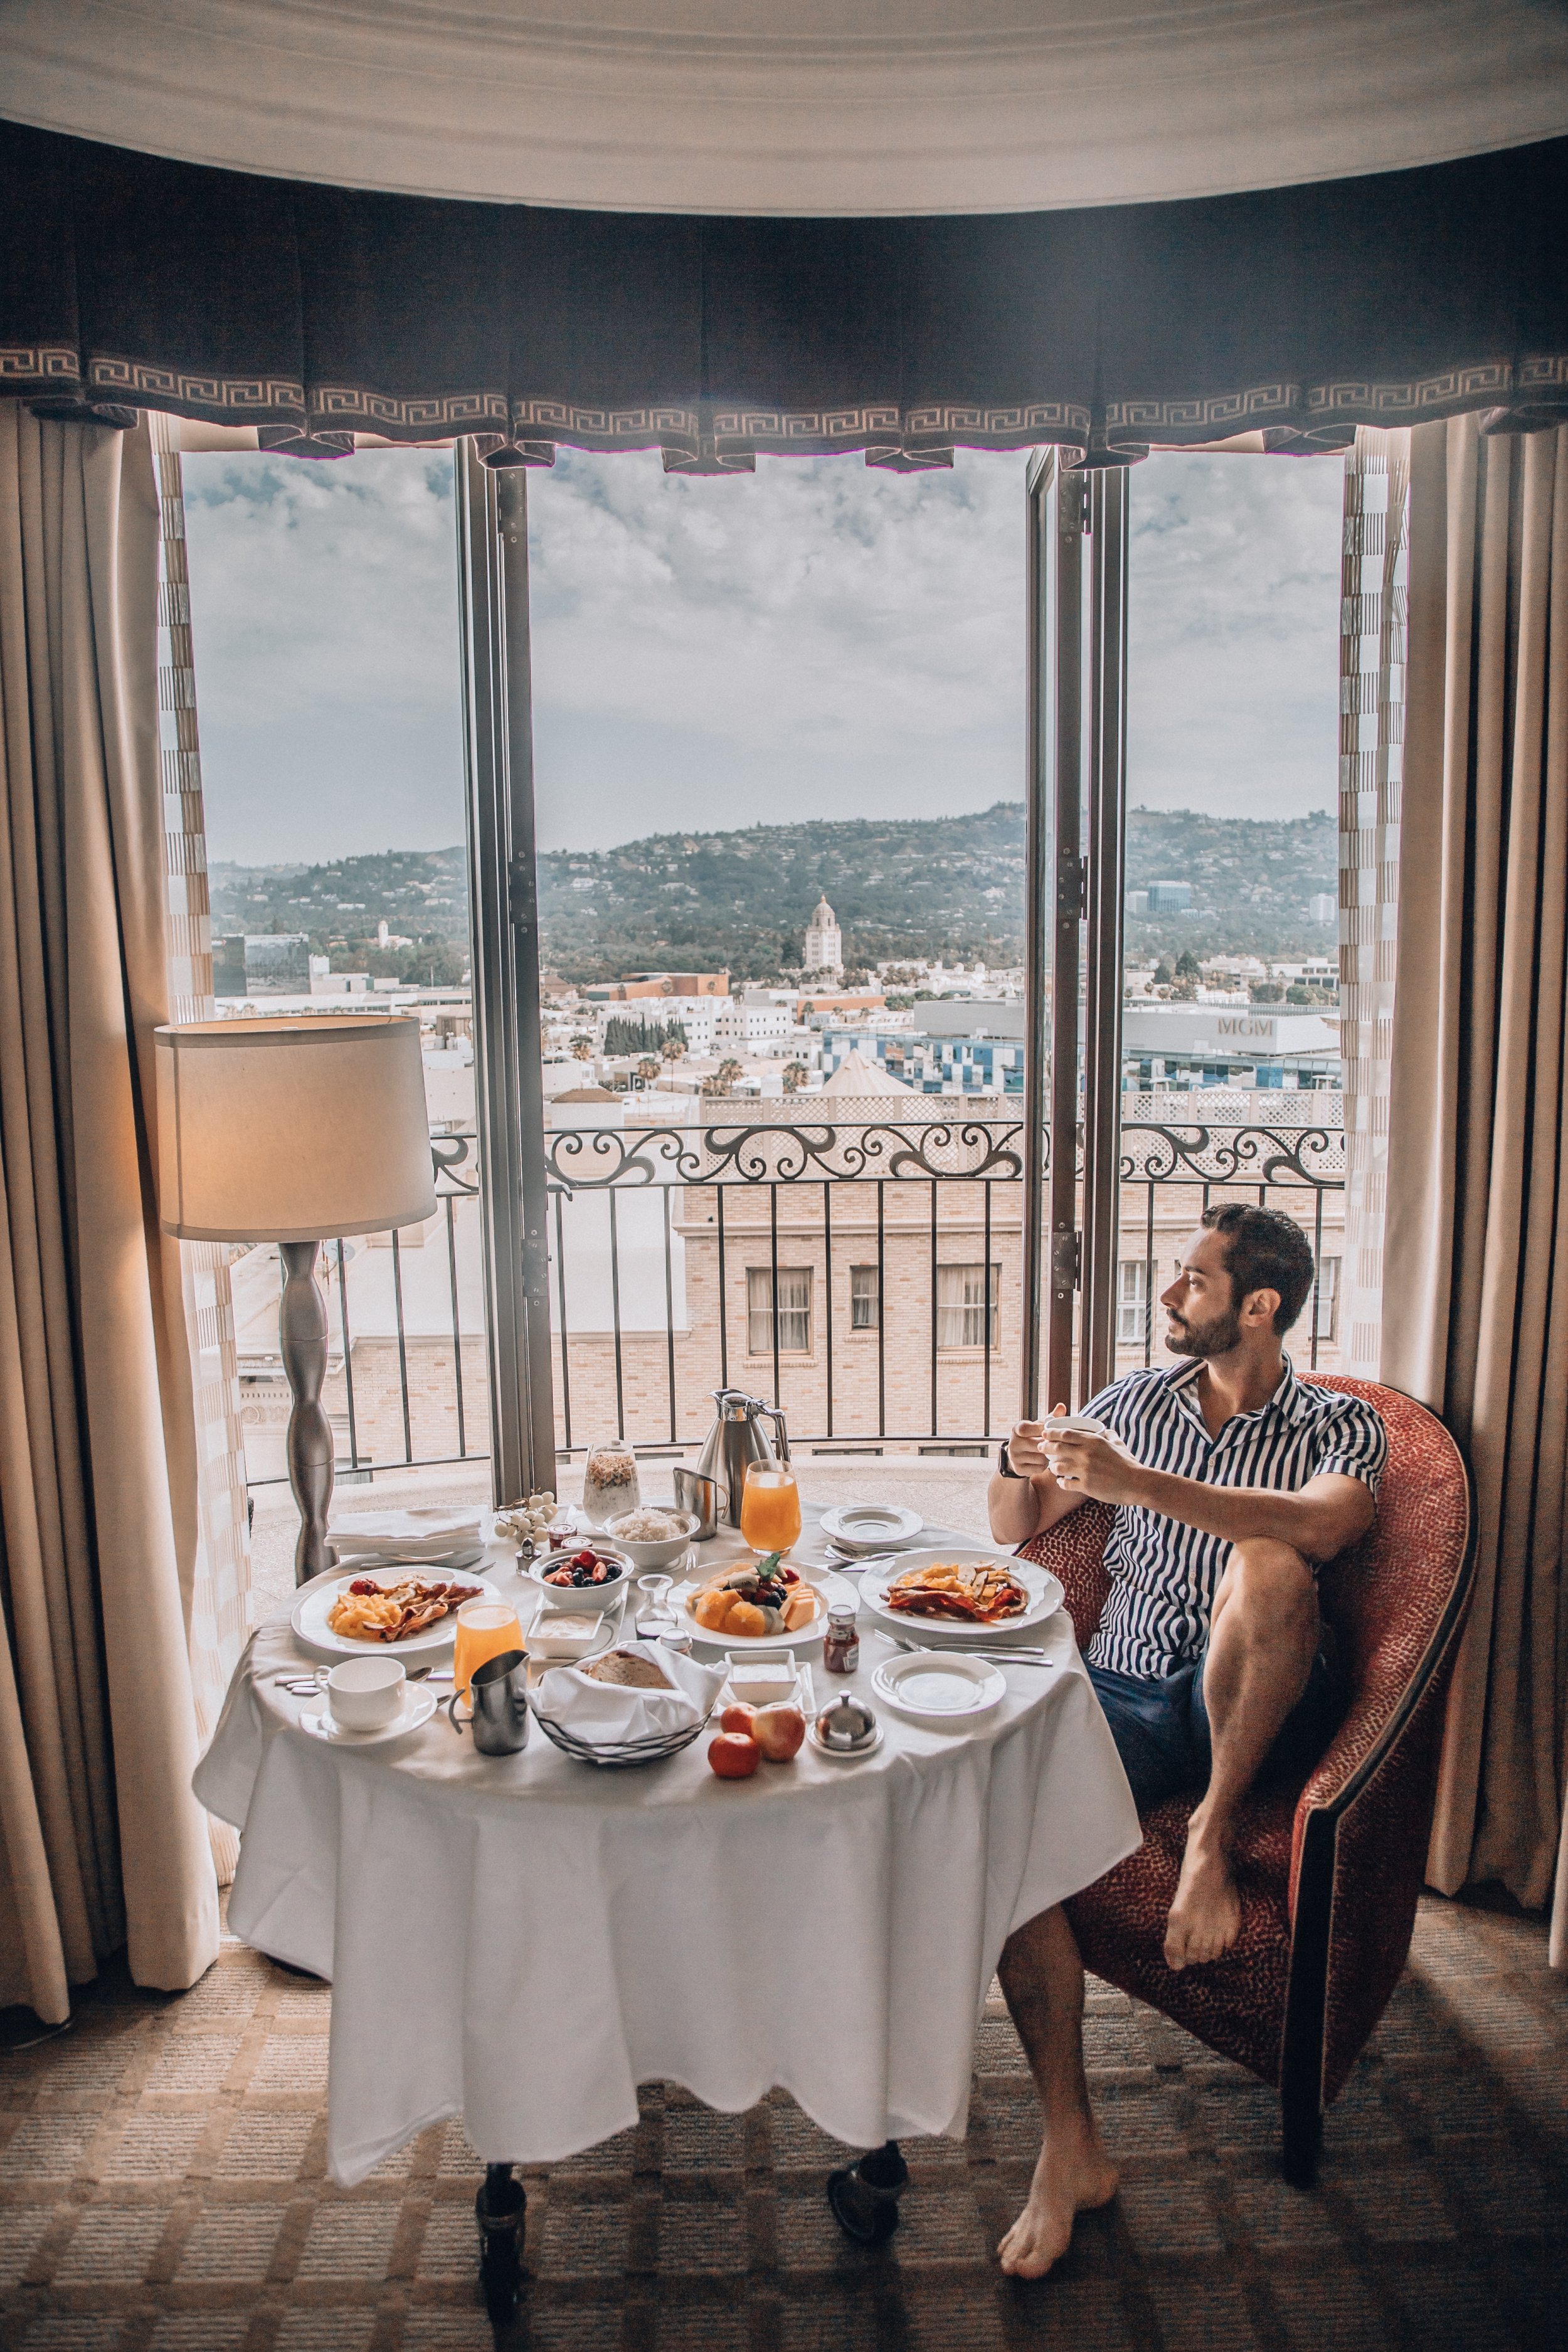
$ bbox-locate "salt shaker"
[822,1600,859,1675]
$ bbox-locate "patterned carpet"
[1,1895,1562,2352]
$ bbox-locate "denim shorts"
[1087,1649,1340,1816]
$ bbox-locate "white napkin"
[331,1508,484,1559]
[534,1645,726,1745]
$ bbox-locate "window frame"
[849,1263,881,1332]
[746,1265,813,1357]
[935,1262,1001,1352]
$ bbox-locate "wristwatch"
[997,1439,1023,1480]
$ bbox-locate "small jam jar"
[822,1601,860,1675]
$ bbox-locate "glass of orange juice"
[740,1461,802,1555]
[453,1597,524,1698]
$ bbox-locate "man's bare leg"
[995,1905,1117,2277]
[1164,1537,1319,1970]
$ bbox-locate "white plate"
[299,1687,440,1744]
[818,1503,924,1554]
[674,1564,856,1650]
[290,1567,511,1663]
[857,1550,1064,1643]
[871,1650,1007,1724]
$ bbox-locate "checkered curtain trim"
[150,410,253,1881]
[1337,430,1411,1377]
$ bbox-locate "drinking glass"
[453,1598,524,1698]
[739,1461,802,1555]
[635,1572,677,1638]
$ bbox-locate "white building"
[803,894,842,976]
[712,1000,794,1050]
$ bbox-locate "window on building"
[1311,1256,1340,1344]
[748,1267,812,1353]
[936,1264,999,1350]
[850,1264,880,1331]
[1116,1259,1150,1346]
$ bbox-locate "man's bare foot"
[997,2131,1117,2279]
[1163,1826,1243,1969]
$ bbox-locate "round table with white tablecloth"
[193,1518,1138,2205]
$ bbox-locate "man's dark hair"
[1200,1202,1316,1333]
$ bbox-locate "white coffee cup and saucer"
[299,1655,438,1744]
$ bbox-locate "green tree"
[1152,961,1174,988]
[782,1061,807,1093]
[1175,950,1202,978]
[571,1034,594,1061]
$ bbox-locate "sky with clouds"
[183,442,1343,866]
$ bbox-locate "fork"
[884,1636,1055,1668]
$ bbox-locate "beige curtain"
[149,412,254,1886]
[1381,416,1568,1948]
[0,405,219,2021]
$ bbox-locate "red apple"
[708,1733,761,1779]
[751,1705,805,1762]
[719,1702,757,1737]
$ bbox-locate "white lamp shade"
[155,1016,438,1243]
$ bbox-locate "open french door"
[1021,455,1130,1417]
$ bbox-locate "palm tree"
[702,1058,744,1099]
[570,1034,594,1062]
[661,1034,686,1066]
[782,1061,807,1094]
[636,1056,661,1089]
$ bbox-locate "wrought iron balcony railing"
[241,1115,1347,1488]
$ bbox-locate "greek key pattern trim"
[89,356,307,415]
[13,354,1560,450]
[312,385,511,429]
[1308,360,1512,419]
[0,345,80,383]
[1109,383,1296,432]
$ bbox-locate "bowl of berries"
[524,1543,630,1616]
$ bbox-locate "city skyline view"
[181,444,1344,869]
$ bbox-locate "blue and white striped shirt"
[1080,1357,1387,1681]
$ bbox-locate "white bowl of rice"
[607,1505,699,1569]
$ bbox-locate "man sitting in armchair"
[986,1203,1385,2278]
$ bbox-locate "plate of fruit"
[677,1554,852,1647]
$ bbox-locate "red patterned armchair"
[1018,1377,1475,2186]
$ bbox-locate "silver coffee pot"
[692,1389,790,1528]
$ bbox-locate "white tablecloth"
[195,1520,1138,2185]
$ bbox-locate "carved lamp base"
[278,1239,335,1586]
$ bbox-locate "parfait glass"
[739,1460,803,1556]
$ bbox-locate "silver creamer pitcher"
[692,1389,790,1528]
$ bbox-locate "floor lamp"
[156,1015,437,1584]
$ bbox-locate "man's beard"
[1165,1303,1244,1359]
